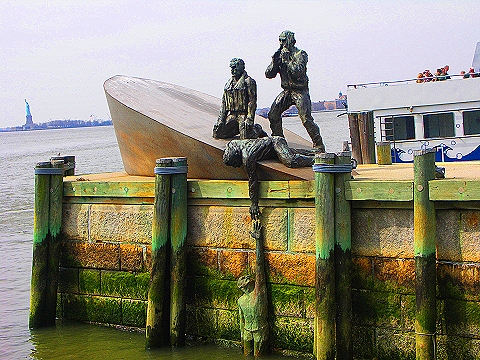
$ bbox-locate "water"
[283,110,350,152]
[0,112,349,359]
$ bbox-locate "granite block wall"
[59,202,480,359]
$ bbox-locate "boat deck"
[67,161,480,183]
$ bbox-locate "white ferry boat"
[346,43,480,163]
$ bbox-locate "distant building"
[256,93,348,118]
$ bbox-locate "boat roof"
[346,76,480,117]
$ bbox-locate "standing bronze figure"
[237,219,269,357]
[265,30,325,151]
[214,58,265,140]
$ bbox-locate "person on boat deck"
[265,30,325,152]
[423,69,433,82]
[416,72,424,83]
[434,68,446,81]
[223,136,314,219]
[213,58,266,140]
[443,65,451,79]
[469,67,478,78]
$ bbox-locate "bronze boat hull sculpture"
[104,75,315,180]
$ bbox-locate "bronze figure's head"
[279,30,295,49]
[230,58,245,78]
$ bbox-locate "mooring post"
[313,153,336,360]
[413,149,436,359]
[376,142,392,165]
[334,152,352,360]
[51,155,75,176]
[366,112,376,164]
[146,158,173,348]
[29,162,52,328]
[169,157,188,347]
[44,159,64,325]
[348,113,363,165]
[358,112,376,164]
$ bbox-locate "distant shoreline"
[0,120,112,133]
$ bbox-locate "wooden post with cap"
[44,158,64,325]
[313,152,336,360]
[413,149,437,359]
[146,158,172,348]
[169,157,188,347]
[29,159,64,328]
[29,162,52,328]
[334,152,352,360]
[376,142,392,165]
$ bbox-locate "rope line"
[34,168,64,175]
[154,166,188,175]
[312,163,353,173]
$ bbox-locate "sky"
[0,0,479,128]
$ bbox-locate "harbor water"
[0,111,349,359]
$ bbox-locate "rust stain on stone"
[144,246,152,272]
[265,252,315,286]
[218,250,249,278]
[464,212,480,230]
[187,247,218,275]
[352,256,374,288]
[437,262,480,299]
[120,244,144,271]
[374,258,415,290]
[61,241,120,270]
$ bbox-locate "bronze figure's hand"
[249,203,260,221]
[280,48,290,62]
[250,219,262,240]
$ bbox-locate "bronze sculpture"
[237,219,269,357]
[223,136,314,220]
[265,30,325,151]
[213,58,266,139]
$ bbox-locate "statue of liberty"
[25,99,31,116]
[25,99,33,127]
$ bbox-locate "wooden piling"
[314,153,336,360]
[334,152,352,360]
[348,113,363,165]
[44,159,64,325]
[30,162,52,328]
[413,149,436,360]
[377,142,392,165]
[30,159,64,328]
[169,157,188,347]
[366,112,376,164]
[146,158,172,348]
[358,112,376,164]
[51,155,75,176]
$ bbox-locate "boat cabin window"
[423,113,455,138]
[463,110,480,135]
[382,116,415,141]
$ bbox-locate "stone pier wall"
[58,179,480,359]
[351,208,480,359]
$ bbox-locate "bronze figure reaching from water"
[237,219,269,357]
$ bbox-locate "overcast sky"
[0,0,478,127]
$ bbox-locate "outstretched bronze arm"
[250,220,266,296]
[245,158,260,220]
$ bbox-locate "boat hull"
[104,75,315,180]
[391,136,480,163]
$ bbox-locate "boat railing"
[347,73,479,89]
